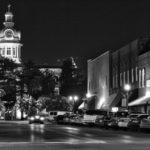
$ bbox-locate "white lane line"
[0,140,107,146]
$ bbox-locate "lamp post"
[124,84,131,110]
[69,95,79,112]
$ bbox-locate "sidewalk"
[0,120,28,124]
[0,120,53,125]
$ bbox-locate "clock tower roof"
[3,4,14,28]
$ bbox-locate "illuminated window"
[139,69,142,88]
[131,68,134,83]
[142,68,145,87]
[136,67,138,81]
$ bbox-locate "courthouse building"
[0,5,22,64]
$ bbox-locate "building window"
[127,70,129,83]
[2,48,5,55]
[13,48,16,57]
[120,73,122,86]
[13,48,15,55]
[131,68,134,83]
[136,67,138,81]
[142,68,145,87]
[139,69,142,88]
[7,47,11,55]
[123,71,126,85]
[113,75,115,89]
[116,74,118,88]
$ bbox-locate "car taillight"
[30,117,34,120]
[40,117,44,121]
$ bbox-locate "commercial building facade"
[87,51,110,110]
[87,36,150,114]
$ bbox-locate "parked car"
[140,116,150,131]
[107,118,119,130]
[48,111,69,122]
[0,116,4,120]
[118,117,131,130]
[74,115,84,125]
[128,114,149,131]
[95,116,111,129]
[55,115,66,124]
[82,110,107,127]
[28,115,45,124]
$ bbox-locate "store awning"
[128,96,150,106]
[108,93,117,106]
[78,102,84,109]
[109,92,122,108]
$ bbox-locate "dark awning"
[109,92,122,108]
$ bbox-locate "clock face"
[5,30,13,38]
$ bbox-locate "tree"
[45,95,70,111]
[59,57,78,96]
[17,61,58,116]
[60,57,87,98]
[40,69,57,96]
[0,58,17,111]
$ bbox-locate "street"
[0,121,150,150]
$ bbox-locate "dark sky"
[0,0,150,71]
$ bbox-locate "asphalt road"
[0,121,150,150]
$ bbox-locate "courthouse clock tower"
[0,5,22,64]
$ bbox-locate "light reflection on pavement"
[30,124,45,142]
[0,121,150,150]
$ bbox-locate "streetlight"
[124,84,131,110]
[68,95,79,112]
[86,93,92,98]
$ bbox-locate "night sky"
[0,0,150,72]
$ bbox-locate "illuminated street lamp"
[124,84,131,92]
[68,95,79,112]
[86,93,92,98]
[124,84,131,110]
[69,96,73,101]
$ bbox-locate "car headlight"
[40,117,44,121]
[30,117,34,120]
[35,116,40,119]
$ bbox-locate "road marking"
[0,140,107,146]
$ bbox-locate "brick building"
[87,35,150,114]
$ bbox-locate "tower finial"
[8,4,11,12]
